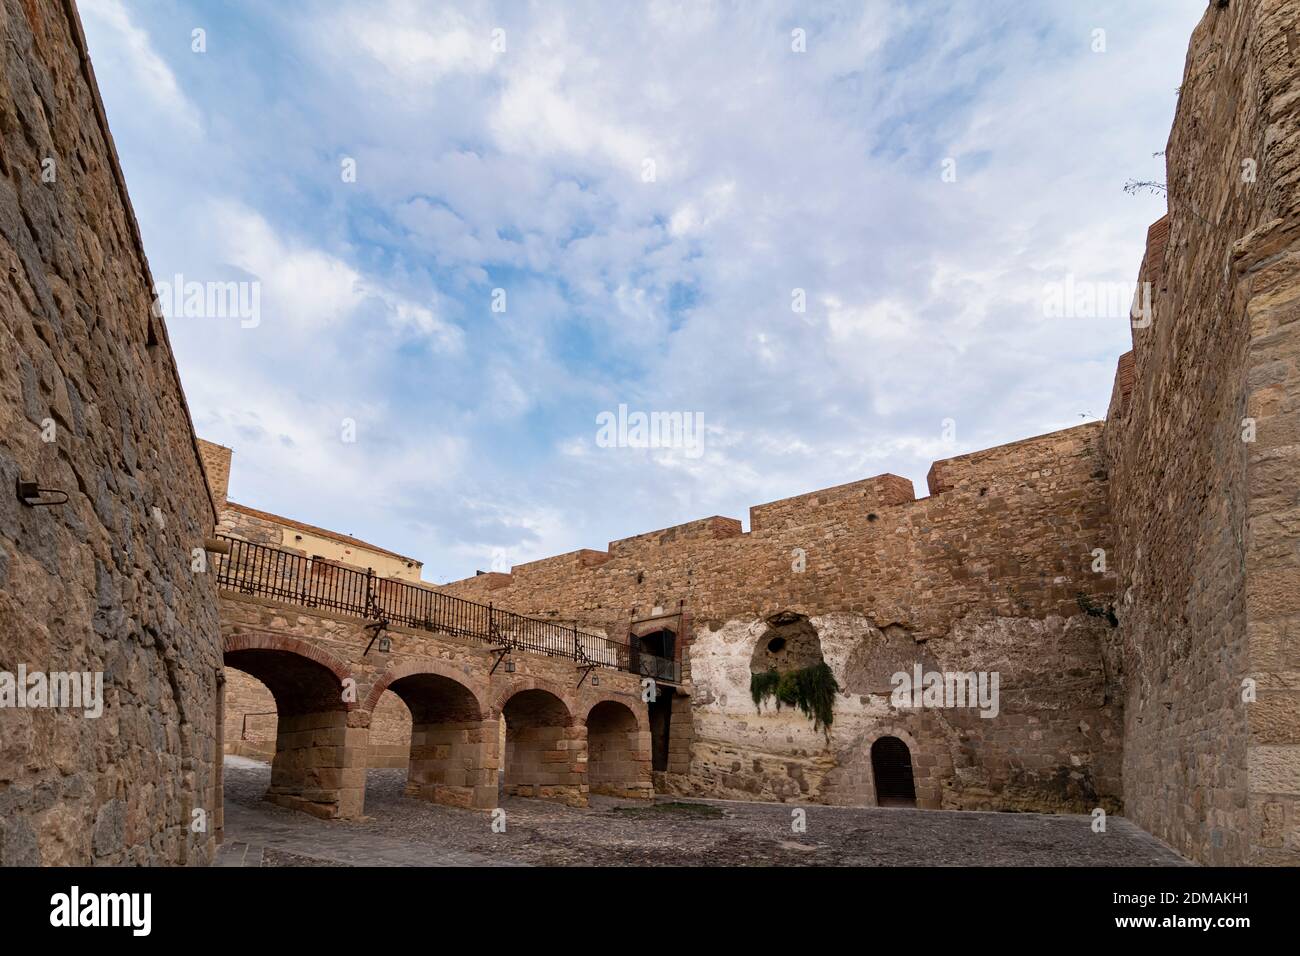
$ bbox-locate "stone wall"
[444,424,1122,812]
[197,438,231,510]
[0,0,221,865]
[1102,0,1300,866]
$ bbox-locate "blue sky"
[80,0,1203,583]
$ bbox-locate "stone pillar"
[266,709,367,819]
[505,721,588,807]
[406,716,499,810]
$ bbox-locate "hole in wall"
[750,612,825,672]
[748,612,838,730]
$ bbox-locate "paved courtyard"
[217,756,1189,867]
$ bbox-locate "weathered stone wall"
[197,438,231,509]
[0,0,221,865]
[444,424,1121,812]
[1103,0,1300,866]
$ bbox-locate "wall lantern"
[504,659,516,674]
[16,478,68,508]
[377,635,392,653]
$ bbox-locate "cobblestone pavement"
[219,757,1189,867]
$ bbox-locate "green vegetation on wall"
[750,662,840,732]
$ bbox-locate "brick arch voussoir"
[582,695,650,735]
[491,676,577,723]
[222,629,358,710]
[363,658,489,716]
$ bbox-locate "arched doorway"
[222,645,362,820]
[871,736,917,807]
[381,672,494,810]
[501,689,584,806]
[586,700,651,798]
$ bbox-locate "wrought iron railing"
[213,534,680,681]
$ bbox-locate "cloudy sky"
[81,0,1201,583]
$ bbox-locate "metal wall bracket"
[16,478,68,507]
[363,620,390,656]
[489,647,515,675]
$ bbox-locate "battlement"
[926,423,1102,496]
[749,474,915,532]
[444,421,1108,610]
[609,516,743,553]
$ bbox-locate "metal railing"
[213,534,680,682]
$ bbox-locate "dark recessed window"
[767,636,786,653]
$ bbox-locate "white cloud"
[79,0,1205,580]
[79,0,201,134]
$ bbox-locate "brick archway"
[861,725,942,809]
[366,660,496,810]
[585,699,653,799]
[581,694,650,734]
[223,629,355,701]
[822,723,946,810]
[221,629,365,820]
[490,677,577,722]
[365,658,489,716]
[498,684,585,806]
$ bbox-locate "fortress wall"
[1103,0,1300,865]
[444,423,1121,810]
[0,0,221,865]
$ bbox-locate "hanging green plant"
[749,663,839,731]
[750,669,781,707]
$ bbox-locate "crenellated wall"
[443,424,1122,812]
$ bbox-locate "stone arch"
[585,699,653,800]
[580,693,650,734]
[871,735,918,807]
[223,630,354,711]
[823,723,944,810]
[489,676,576,722]
[365,658,488,716]
[863,725,942,809]
[499,686,585,807]
[221,630,365,820]
[369,663,496,811]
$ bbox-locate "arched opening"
[222,647,363,820]
[586,701,652,799]
[871,736,917,807]
[383,673,495,810]
[631,625,679,769]
[366,695,415,770]
[636,627,675,660]
[501,689,584,806]
[223,668,277,762]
